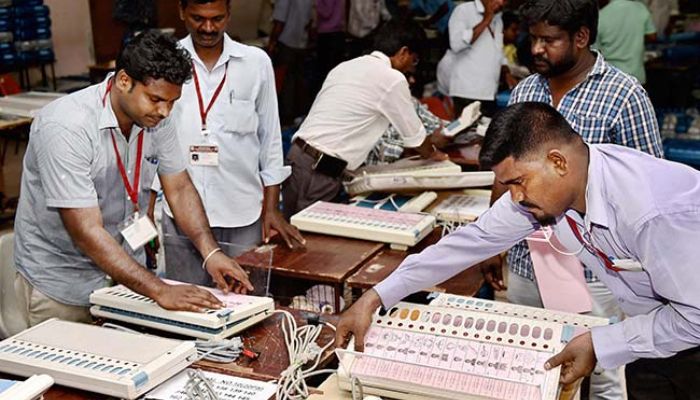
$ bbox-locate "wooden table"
[346,228,484,298]
[196,307,338,382]
[29,308,337,399]
[236,234,384,312]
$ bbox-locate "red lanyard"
[565,216,621,272]
[192,61,228,130]
[103,79,145,211]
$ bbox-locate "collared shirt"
[347,0,391,38]
[507,51,663,283]
[375,143,700,370]
[273,0,314,49]
[160,35,290,228]
[410,0,455,34]
[637,0,679,34]
[366,97,447,166]
[294,51,426,170]
[596,0,656,84]
[437,0,504,100]
[317,0,345,34]
[14,76,186,306]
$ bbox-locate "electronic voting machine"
[0,319,196,399]
[343,158,495,196]
[0,374,53,400]
[291,201,436,250]
[90,279,274,340]
[336,297,609,400]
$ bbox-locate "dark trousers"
[162,214,269,296]
[274,43,308,126]
[317,32,345,80]
[626,346,700,400]
[282,143,343,219]
[452,97,497,119]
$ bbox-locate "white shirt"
[293,51,426,170]
[158,35,290,228]
[347,0,391,38]
[437,0,505,100]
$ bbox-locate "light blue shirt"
[15,77,187,306]
[410,0,455,33]
[375,144,700,369]
[160,35,290,228]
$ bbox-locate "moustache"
[519,201,540,209]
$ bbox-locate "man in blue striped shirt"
[479,0,663,398]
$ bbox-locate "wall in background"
[45,0,94,76]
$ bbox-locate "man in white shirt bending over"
[283,19,448,218]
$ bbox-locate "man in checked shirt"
[477,0,663,398]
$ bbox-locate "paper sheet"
[144,369,276,400]
[527,230,593,313]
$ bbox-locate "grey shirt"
[14,77,187,306]
[273,0,313,49]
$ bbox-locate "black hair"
[372,18,427,58]
[520,0,598,45]
[479,102,580,169]
[502,11,520,29]
[180,0,231,8]
[115,30,192,86]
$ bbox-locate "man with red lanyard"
[151,0,304,291]
[8,31,252,337]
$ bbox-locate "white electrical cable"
[273,309,337,400]
[527,227,584,256]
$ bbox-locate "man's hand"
[430,125,451,149]
[335,289,383,351]
[478,255,507,291]
[485,0,505,16]
[545,331,597,385]
[205,252,254,294]
[154,283,224,312]
[263,209,306,249]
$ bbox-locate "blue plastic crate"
[664,139,700,168]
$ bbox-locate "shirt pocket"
[221,99,259,135]
[570,114,611,144]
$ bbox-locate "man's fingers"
[227,268,254,291]
[353,329,366,352]
[559,366,579,385]
[334,326,349,348]
[262,222,271,244]
[545,351,567,370]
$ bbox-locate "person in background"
[268,0,314,127]
[436,0,515,117]
[153,0,304,292]
[596,0,656,84]
[502,10,530,80]
[9,31,253,337]
[366,73,448,166]
[478,0,664,398]
[316,0,346,80]
[283,19,448,218]
[409,0,455,36]
[347,0,392,58]
[638,0,680,37]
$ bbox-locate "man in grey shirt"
[10,31,253,336]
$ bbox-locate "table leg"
[334,282,343,313]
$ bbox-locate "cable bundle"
[274,310,336,400]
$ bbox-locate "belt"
[294,138,348,178]
[295,138,325,161]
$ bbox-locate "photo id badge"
[189,144,220,166]
[119,212,158,251]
